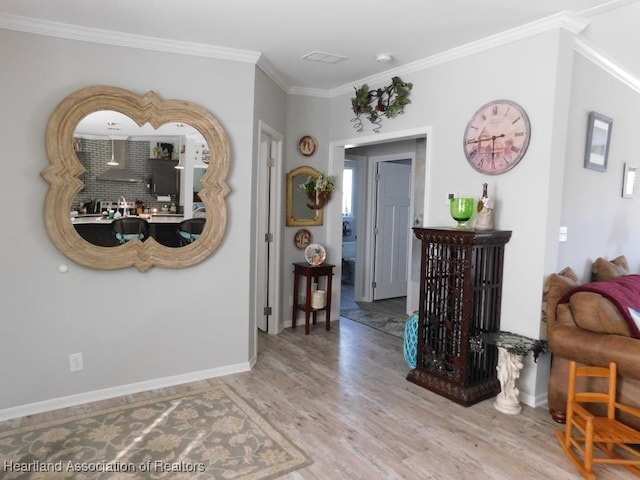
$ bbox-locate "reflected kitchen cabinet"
[149,159,179,196]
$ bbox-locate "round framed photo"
[298,135,318,157]
[294,229,312,249]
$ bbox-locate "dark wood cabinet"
[407,227,511,406]
[149,159,179,196]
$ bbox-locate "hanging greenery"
[350,76,413,133]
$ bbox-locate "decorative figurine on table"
[475,183,495,231]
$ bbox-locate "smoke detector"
[375,53,393,63]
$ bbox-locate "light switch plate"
[559,226,568,242]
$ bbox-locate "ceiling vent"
[301,51,348,64]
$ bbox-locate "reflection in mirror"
[71,111,210,248]
[42,85,230,271]
[286,166,323,226]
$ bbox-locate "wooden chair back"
[556,361,640,479]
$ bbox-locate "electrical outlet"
[69,352,83,372]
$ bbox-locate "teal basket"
[403,314,419,369]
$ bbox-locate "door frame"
[328,126,432,321]
[253,121,283,337]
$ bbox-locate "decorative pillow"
[591,255,629,282]
[542,267,580,332]
[569,292,632,337]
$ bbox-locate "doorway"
[339,137,425,327]
[254,122,283,335]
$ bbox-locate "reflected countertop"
[71,214,184,224]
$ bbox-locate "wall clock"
[298,135,317,157]
[463,99,531,175]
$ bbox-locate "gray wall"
[3,8,640,416]
[0,29,256,414]
[320,29,575,406]
[559,53,640,280]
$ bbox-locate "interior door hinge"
[263,306,272,316]
[267,157,275,168]
[372,281,377,289]
[376,173,380,181]
[265,233,274,242]
[373,227,379,235]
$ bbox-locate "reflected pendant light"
[106,138,119,166]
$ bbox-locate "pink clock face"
[463,100,531,175]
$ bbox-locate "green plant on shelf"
[351,76,413,133]
[299,174,336,196]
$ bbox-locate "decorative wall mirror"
[286,166,324,226]
[42,85,231,271]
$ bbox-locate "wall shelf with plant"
[299,174,336,210]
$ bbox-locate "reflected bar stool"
[291,262,335,335]
[177,218,206,246]
[111,217,148,244]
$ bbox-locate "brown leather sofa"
[544,257,640,429]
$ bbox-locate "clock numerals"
[463,100,531,175]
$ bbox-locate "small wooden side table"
[291,262,335,335]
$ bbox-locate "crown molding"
[328,11,589,97]
[4,10,636,100]
[579,0,639,18]
[288,86,333,98]
[575,36,640,94]
[256,54,290,92]
[0,13,261,64]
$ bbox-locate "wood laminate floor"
[228,319,630,480]
[2,318,632,479]
[341,284,408,317]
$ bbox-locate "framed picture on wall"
[622,163,638,199]
[584,111,613,172]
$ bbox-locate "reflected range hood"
[97,139,143,183]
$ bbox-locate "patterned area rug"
[340,308,409,338]
[0,384,310,479]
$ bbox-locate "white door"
[373,161,411,300]
[255,128,281,333]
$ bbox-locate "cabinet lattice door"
[406,227,511,406]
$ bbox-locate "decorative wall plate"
[298,135,317,157]
[304,243,326,265]
[294,229,312,249]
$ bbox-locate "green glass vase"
[450,197,475,229]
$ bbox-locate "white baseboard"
[0,362,251,422]
[519,390,549,409]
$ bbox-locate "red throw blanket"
[560,274,640,339]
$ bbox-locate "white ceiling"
[1,0,636,94]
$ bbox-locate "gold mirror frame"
[286,166,323,226]
[41,85,231,271]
